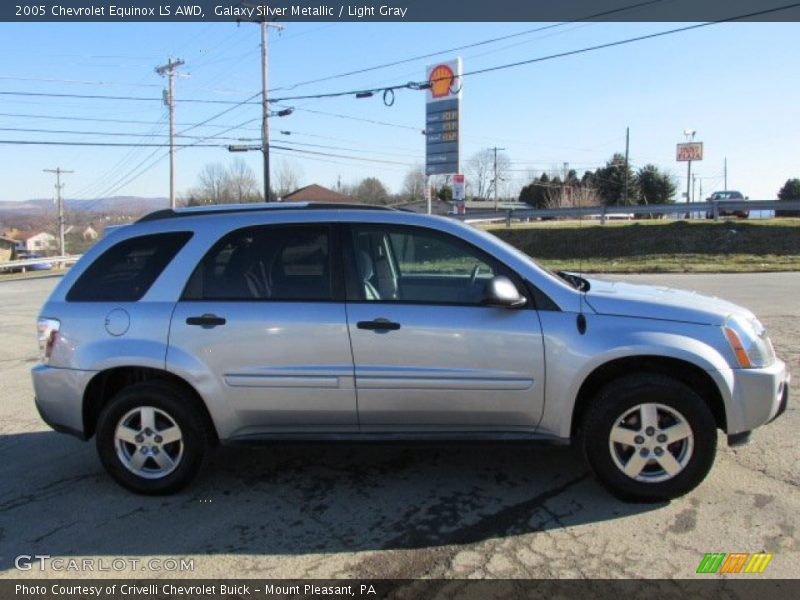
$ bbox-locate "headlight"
[723,314,775,369]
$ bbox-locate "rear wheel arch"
[82,366,218,442]
[570,355,727,440]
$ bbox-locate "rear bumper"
[31,364,95,440]
[723,359,790,435]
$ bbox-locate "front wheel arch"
[570,355,727,441]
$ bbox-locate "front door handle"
[357,318,401,331]
[186,314,226,328]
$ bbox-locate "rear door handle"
[186,314,226,328]
[357,318,401,331]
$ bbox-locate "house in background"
[7,230,58,254]
[82,225,99,241]
[0,236,16,261]
[281,184,356,204]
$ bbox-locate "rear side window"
[182,225,333,301]
[67,232,192,302]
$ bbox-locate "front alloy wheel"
[608,403,694,483]
[582,374,717,502]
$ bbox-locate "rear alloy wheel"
[582,374,717,502]
[96,382,209,494]
[114,406,184,480]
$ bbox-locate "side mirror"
[483,275,527,308]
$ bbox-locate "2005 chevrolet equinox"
[32,203,789,499]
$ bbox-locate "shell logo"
[429,64,455,98]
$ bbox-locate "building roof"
[8,230,55,241]
[281,184,355,204]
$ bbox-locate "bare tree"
[274,160,303,199]
[544,182,601,209]
[401,165,427,201]
[466,149,511,201]
[196,163,229,204]
[226,159,260,203]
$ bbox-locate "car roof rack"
[137,201,396,223]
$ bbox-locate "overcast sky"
[0,19,798,203]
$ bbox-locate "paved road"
[1,273,797,579]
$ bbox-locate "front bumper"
[723,359,790,435]
[31,364,95,440]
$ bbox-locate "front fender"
[536,312,735,439]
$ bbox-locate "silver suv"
[32,203,789,499]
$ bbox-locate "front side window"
[183,225,332,301]
[350,225,503,305]
[67,232,191,302]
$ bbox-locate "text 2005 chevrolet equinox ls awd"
[32,203,789,499]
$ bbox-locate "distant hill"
[0,196,169,216]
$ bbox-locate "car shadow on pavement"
[0,431,664,570]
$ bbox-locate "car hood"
[582,277,755,325]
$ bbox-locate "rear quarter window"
[66,232,192,302]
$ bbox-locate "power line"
[0,140,225,148]
[267,2,800,104]
[0,75,162,87]
[68,111,170,199]
[176,92,261,135]
[272,0,665,92]
[0,90,260,105]
[0,111,262,132]
[286,106,421,132]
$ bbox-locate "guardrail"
[0,254,82,273]
[452,199,800,225]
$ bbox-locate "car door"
[168,223,358,435]
[344,223,546,432]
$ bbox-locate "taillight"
[37,318,60,363]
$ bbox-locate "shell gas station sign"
[425,58,461,176]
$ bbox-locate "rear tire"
[581,373,717,502]
[96,381,209,494]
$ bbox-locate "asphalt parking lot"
[1,273,797,579]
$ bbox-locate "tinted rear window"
[182,225,332,301]
[67,232,192,302]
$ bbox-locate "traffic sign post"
[452,173,466,214]
[677,141,703,218]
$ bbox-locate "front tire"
[96,381,209,494]
[581,374,717,502]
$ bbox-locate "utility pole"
[43,167,73,257]
[724,157,728,190]
[491,146,506,211]
[155,58,185,209]
[623,126,630,205]
[258,20,283,201]
[260,20,270,202]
